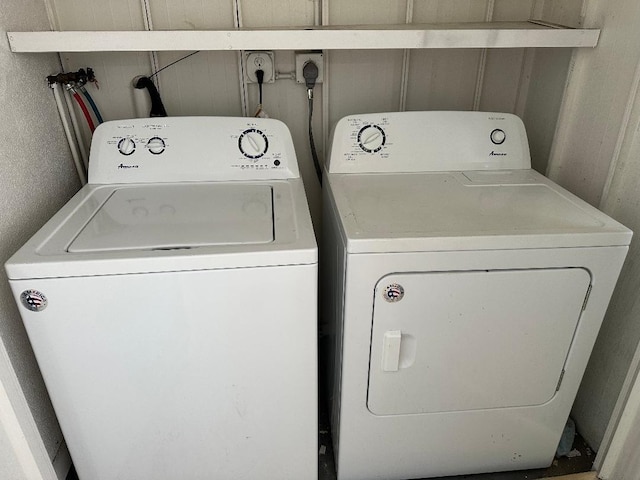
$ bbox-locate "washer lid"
[68,184,274,252]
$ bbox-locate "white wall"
[549,0,640,451]
[0,0,80,478]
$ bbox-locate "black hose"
[133,76,168,117]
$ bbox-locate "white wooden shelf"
[7,21,599,53]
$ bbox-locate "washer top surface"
[68,183,274,253]
[6,117,316,279]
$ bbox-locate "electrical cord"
[257,69,264,105]
[149,51,200,79]
[254,69,266,117]
[303,60,322,185]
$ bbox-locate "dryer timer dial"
[357,125,386,153]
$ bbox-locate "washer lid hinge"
[582,284,593,311]
[556,369,565,392]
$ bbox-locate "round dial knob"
[357,125,386,153]
[146,137,166,155]
[239,128,269,160]
[117,138,136,156]
[490,129,506,145]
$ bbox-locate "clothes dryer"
[7,117,318,480]
[322,111,631,480]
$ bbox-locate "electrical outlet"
[245,51,275,84]
[295,52,324,84]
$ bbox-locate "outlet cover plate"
[295,51,324,84]
[245,51,275,84]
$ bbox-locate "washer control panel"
[328,111,531,174]
[89,117,298,184]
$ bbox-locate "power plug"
[296,52,323,84]
[245,51,275,84]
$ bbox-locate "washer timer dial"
[357,125,386,153]
[117,138,136,156]
[239,128,269,160]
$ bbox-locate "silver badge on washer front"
[20,290,48,312]
[383,284,404,302]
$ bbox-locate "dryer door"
[367,268,590,415]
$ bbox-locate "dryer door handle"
[382,330,402,372]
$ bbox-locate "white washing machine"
[322,111,632,480]
[6,117,318,480]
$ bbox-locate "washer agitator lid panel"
[367,267,591,415]
[68,184,274,252]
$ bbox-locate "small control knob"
[117,138,136,156]
[357,125,386,153]
[146,137,166,155]
[490,129,506,145]
[239,128,269,160]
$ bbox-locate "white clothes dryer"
[322,111,631,480]
[6,117,318,480]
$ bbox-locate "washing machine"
[322,111,632,480]
[6,117,318,480]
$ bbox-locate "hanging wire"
[149,51,201,79]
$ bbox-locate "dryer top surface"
[326,169,631,253]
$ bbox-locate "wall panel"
[148,0,235,29]
[153,51,242,117]
[406,0,486,113]
[240,0,314,26]
[479,49,526,113]
[327,0,406,25]
[541,0,585,27]
[49,0,145,30]
[329,50,405,125]
[412,0,486,21]
[405,49,479,111]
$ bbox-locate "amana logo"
[20,290,48,312]
[118,163,139,169]
[490,151,507,157]
[383,284,405,303]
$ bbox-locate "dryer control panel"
[88,117,300,184]
[327,111,531,174]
